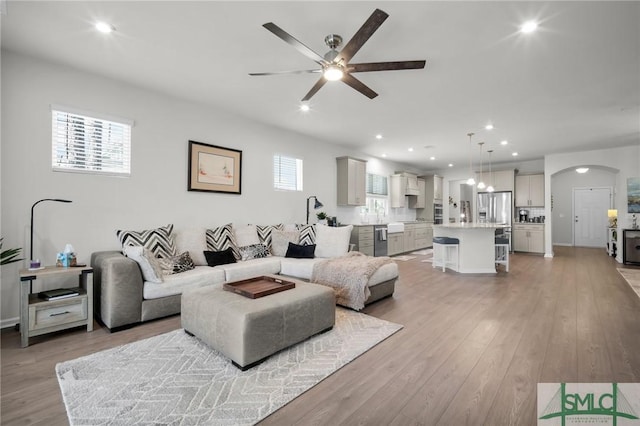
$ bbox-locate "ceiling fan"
[249,8,426,101]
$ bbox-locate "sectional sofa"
[91,223,399,331]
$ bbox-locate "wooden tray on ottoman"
[223,276,296,299]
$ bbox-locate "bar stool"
[495,237,510,272]
[432,237,459,272]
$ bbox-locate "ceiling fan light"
[323,65,343,81]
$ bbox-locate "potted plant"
[316,211,328,225]
[1,238,23,266]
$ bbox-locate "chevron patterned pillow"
[117,224,177,259]
[206,224,240,260]
[296,224,316,246]
[255,224,284,251]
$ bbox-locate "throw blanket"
[311,252,393,311]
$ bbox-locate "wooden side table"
[19,266,93,347]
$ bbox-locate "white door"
[573,187,611,247]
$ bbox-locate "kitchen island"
[432,223,510,273]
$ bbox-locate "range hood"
[394,172,420,196]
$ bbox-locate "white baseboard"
[553,243,573,247]
[1,317,19,330]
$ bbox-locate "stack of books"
[38,287,81,301]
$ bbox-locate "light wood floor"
[2,246,640,425]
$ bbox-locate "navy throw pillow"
[204,248,237,267]
[285,242,316,259]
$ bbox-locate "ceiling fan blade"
[348,60,426,73]
[341,73,378,99]
[249,69,322,76]
[302,77,328,101]
[336,9,389,64]
[263,22,328,66]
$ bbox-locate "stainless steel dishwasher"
[374,225,388,257]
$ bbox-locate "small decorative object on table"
[56,244,77,267]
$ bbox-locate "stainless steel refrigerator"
[477,191,512,225]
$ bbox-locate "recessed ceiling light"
[485,124,494,130]
[381,153,387,158]
[95,21,115,33]
[429,156,435,160]
[408,147,414,152]
[520,20,538,34]
[500,140,508,145]
[299,103,310,112]
[576,167,589,174]
[512,152,518,157]
[375,134,383,140]
[448,163,453,167]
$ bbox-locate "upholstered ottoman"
[181,278,335,370]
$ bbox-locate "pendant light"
[486,150,495,192]
[466,132,476,185]
[477,142,486,189]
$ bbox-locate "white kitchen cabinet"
[388,233,405,255]
[416,174,442,219]
[390,174,406,208]
[408,179,426,208]
[513,224,544,253]
[515,174,545,207]
[337,156,367,206]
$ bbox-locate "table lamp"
[306,196,323,225]
[30,198,72,264]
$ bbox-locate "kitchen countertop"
[433,223,511,229]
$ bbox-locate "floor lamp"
[30,198,72,264]
[306,196,323,224]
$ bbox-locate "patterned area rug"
[56,308,402,426]
[618,267,640,299]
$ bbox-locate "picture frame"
[627,177,640,213]
[188,140,242,194]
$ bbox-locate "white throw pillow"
[123,245,163,283]
[271,230,300,257]
[233,224,260,247]
[173,227,207,266]
[314,224,354,258]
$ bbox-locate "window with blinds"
[51,106,133,176]
[273,154,303,191]
[366,173,388,195]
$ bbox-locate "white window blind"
[51,106,132,176]
[273,154,303,191]
[366,173,388,195]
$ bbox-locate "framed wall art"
[627,177,640,213]
[188,140,242,194]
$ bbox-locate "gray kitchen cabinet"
[337,156,367,206]
[389,174,406,208]
[388,233,405,256]
[513,223,544,253]
[403,224,416,252]
[349,225,374,256]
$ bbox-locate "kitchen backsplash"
[517,207,545,221]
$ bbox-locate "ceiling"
[2,1,639,171]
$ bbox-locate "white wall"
[551,168,616,245]
[0,51,418,324]
[545,145,640,260]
